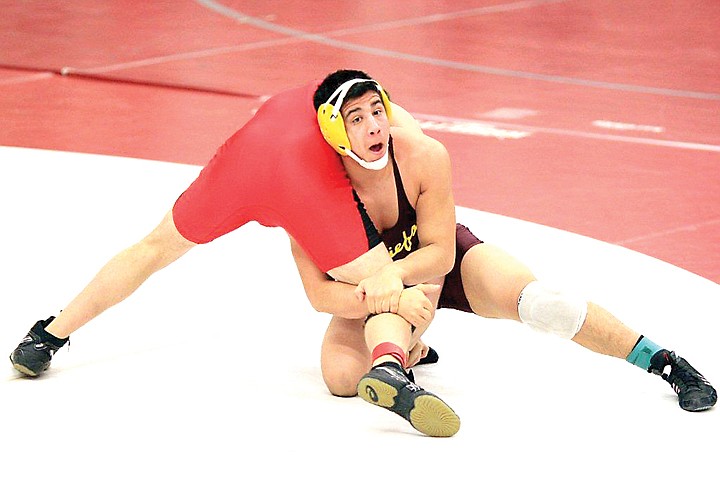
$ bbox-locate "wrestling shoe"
[357,362,460,437]
[648,350,717,412]
[10,316,68,377]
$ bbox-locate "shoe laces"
[27,333,69,354]
[666,355,711,394]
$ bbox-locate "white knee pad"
[517,281,587,339]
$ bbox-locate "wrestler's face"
[341,90,391,164]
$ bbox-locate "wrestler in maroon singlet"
[379,139,482,313]
[172,82,379,273]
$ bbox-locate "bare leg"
[320,311,415,395]
[364,312,413,367]
[357,311,460,437]
[461,243,639,359]
[320,315,370,397]
[45,210,196,338]
[461,243,535,321]
[460,243,717,411]
[572,303,639,358]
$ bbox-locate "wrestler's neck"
[341,148,392,190]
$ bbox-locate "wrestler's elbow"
[305,288,336,315]
[307,294,328,314]
[434,246,455,278]
[310,301,362,320]
[307,290,366,320]
[300,284,324,313]
[442,253,455,277]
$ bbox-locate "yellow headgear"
[317,78,393,156]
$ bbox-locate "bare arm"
[326,243,393,285]
[355,130,457,313]
[291,238,370,319]
[389,102,424,134]
[386,131,457,285]
[290,237,438,328]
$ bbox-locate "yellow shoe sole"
[358,376,460,437]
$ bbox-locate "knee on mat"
[324,370,363,398]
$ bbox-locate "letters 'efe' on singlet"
[172,82,379,272]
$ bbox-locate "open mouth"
[369,142,384,153]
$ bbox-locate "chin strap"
[344,149,389,170]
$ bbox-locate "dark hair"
[313,69,383,111]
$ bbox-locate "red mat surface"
[2,0,719,281]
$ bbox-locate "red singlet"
[172,82,375,272]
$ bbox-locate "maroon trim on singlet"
[380,139,419,260]
[353,190,382,250]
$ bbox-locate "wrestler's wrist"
[380,263,406,285]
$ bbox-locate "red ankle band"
[371,342,407,369]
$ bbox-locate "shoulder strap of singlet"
[389,137,414,213]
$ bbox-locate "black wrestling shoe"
[415,347,439,366]
[10,316,68,377]
[648,350,717,412]
[357,362,460,437]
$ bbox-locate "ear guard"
[317,78,393,156]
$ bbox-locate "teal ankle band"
[626,336,662,370]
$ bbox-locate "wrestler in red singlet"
[172,82,379,272]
